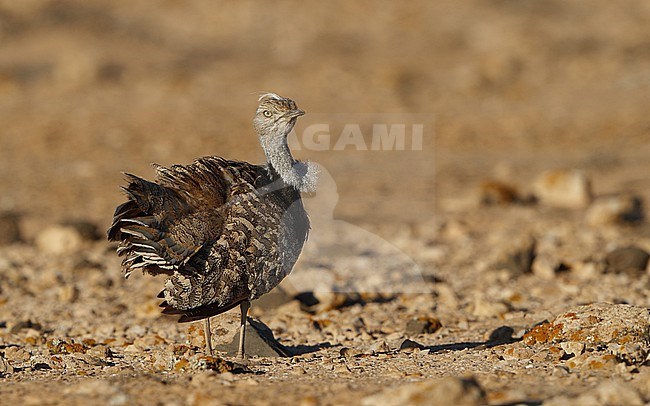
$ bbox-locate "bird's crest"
[258,92,284,102]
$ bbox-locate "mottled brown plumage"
[107,93,316,358]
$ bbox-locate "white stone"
[586,195,644,226]
[35,225,83,255]
[0,356,14,374]
[534,169,592,209]
[532,254,558,279]
[560,341,585,357]
[470,297,509,318]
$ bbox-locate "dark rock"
[31,362,52,371]
[487,326,515,343]
[215,318,290,357]
[61,219,102,241]
[399,339,424,351]
[620,196,645,223]
[294,291,320,310]
[494,235,536,275]
[605,246,649,274]
[405,316,442,335]
[340,347,361,358]
[10,320,43,334]
[0,212,22,246]
[479,180,520,205]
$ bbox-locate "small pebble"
[30,355,52,370]
[0,212,22,245]
[87,345,112,359]
[560,341,585,357]
[125,324,147,338]
[340,347,360,358]
[290,365,307,375]
[332,363,351,374]
[366,340,390,355]
[58,285,80,303]
[493,234,536,275]
[586,195,644,226]
[405,316,442,336]
[4,346,31,362]
[501,346,534,361]
[0,356,14,374]
[434,284,460,310]
[570,261,601,280]
[35,225,83,255]
[551,365,570,377]
[123,344,141,353]
[532,254,561,279]
[487,326,514,343]
[533,169,592,209]
[605,246,649,274]
[479,180,522,205]
[399,339,424,352]
[470,298,509,318]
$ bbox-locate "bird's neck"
[260,135,317,193]
[261,135,298,184]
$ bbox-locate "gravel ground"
[1,200,649,405]
[1,1,650,405]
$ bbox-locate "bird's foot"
[234,352,249,366]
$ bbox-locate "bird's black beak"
[286,109,305,119]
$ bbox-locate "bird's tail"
[107,174,192,278]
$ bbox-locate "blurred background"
[0,0,649,239]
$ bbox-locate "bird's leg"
[204,317,213,356]
[236,300,251,360]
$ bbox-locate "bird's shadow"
[284,342,335,356]
[282,326,521,357]
[247,318,523,360]
[424,326,522,353]
[424,338,518,353]
[294,291,396,314]
[250,318,335,357]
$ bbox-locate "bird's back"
[108,156,310,322]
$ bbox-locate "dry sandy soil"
[1,1,650,405]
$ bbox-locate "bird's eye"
[263,110,272,118]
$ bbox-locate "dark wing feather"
[107,158,234,278]
[108,156,272,320]
[160,296,247,323]
[108,156,308,322]
[155,158,274,318]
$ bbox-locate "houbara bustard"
[107,93,318,359]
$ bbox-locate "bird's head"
[253,93,317,191]
[253,93,304,141]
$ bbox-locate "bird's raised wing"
[107,156,264,279]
